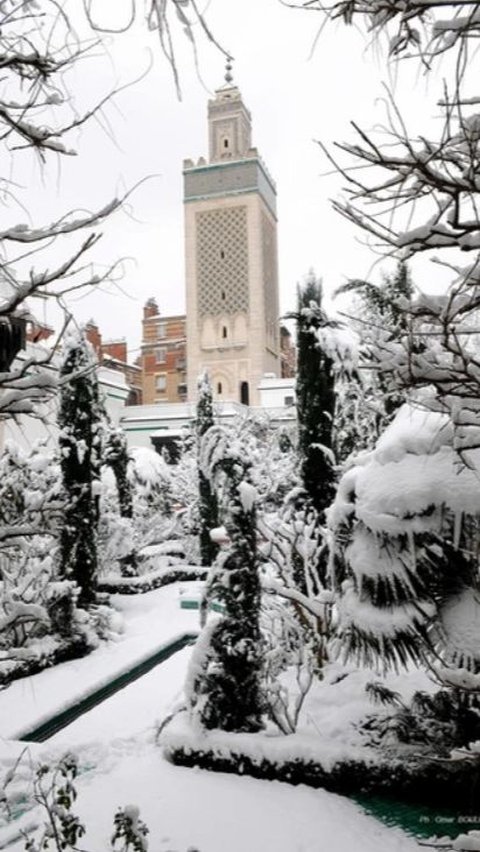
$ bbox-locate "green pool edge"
[17,631,198,743]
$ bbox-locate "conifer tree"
[196,371,219,567]
[58,328,102,607]
[295,272,336,522]
[102,422,138,577]
[190,426,264,732]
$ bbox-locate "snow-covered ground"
[0,584,422,851]
[0,584,199,740]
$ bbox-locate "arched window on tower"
[217,381,223,395]
[222,326,228,339]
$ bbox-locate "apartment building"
[140,298,187,405]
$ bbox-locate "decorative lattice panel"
[196,207,249,317]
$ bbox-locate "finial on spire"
[225,56,234,85]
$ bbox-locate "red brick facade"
[85,321,142,405]
[140,299,187,404]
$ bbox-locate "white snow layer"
[129,445,171,489]
[238,480,257,513]
[316,324,359,373]
[329,403,480,535]
[0,583,424,852]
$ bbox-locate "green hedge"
[167,742,480,814]
[97,567,208,595]
[0,635,92,687]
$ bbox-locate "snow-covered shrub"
[102,423,138,577]
[0,428,123,674]
[17,755,150,852]
[111,805,149,851]
[98,467,136,577]
[258,494,335,732]
[0,441,67,652]
[45,580,80,638]
[260,496,332,666]
[24,754,86,852]
[239,414,298,513]
[261,591,316,734]
[329,404,480,708]
[0,440,63,546]
[360,681,480,752]
[129,447,175,545]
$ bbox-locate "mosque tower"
[183,60,280,405]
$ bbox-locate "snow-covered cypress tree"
[288,272,341,592]
[58,327,102,607]
[196,371,219,567]
[102,422,138,577]
[295,272,336,522]
[188,426,264,732]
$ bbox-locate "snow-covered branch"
[262,575,331,619]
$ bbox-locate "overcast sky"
[25,0,447,360]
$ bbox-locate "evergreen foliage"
[295,272,336,520]
[58,328,102,607]
[189,426,264,732]
[196,371,219,567]
[0,440,62,540]
[0,441,74,650]
[102,422,138,577]
[362,682,480,752]
[337,261,412,332]
[329,403,480,694]
[332,377,378,464]
[290,272,340,589]
[336,260,414,422]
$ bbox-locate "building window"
[284,395,294,407]
[155,347,166,363]
[157,323,166,339]
[156,374,167,392]
[223,138,229,149]
[217,382,222,395]
[222,326,228,339]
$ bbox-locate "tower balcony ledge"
[182,154,276,190]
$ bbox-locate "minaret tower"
[183,60,280,405]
